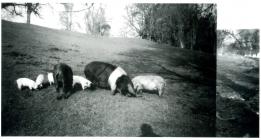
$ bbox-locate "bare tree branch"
[2,3,24,16]
[12,5,23,16]
[223,30,244,48]
[2,3,25,9]
[61,3,94,13]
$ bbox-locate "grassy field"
[1,20,216,136]
[216,54,259,137]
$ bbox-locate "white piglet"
[16,78,37,90]
[132,75,166,96]
[47,72,54,85]
[35,74,44,89]
[72,75,92,90]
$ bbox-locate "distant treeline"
[217,30,259,56]
[125,4,217,53]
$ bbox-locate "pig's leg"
[111,89,117,95]
[136,85,142,95]
[110,83,117,95]
[56,89,63,100]
[56,83,63,100]
[29,85,33,90]
[55,80,60,93]
[81,83,85,90]
[63,85,71,99]
[17,83,22,90]
[158,86,164,96]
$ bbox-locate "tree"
[25,3,41,24]
[217,30,228,49]
[60,3,74,30]
[58,3,94,31]
[2,3,24,16]
[124,4,217,53]
[220,30,259,56]
[2,3,41,24]
[100,23,111,36]
[124,4,154,38]
[194,4,217,53]
[84,4,110,36]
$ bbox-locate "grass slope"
[216,55,259,137]
[1,20,215,136]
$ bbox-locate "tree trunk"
[69,11,72,31]
[27,10,31,24]
[26,3,32,24]
[179,38,184,49]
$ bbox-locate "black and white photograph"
[0,0,259,137]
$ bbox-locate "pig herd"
[16,61,166,100]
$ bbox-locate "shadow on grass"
[71,83,84,93]
[217,96,259,137]
[38,82,52,89]
[52,83,94,100]
[140,123,160,137]
[244,67,259,74]
[156,63,216,86]
[16,88,34,98]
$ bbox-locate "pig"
[47,72,54,85]
[72,75,92,90]
[35,73,55,89]
[16,78,37,90]
[35,74,44,89]
[84,61,136,97]
[132,75,166,96]
[53,63,73,100]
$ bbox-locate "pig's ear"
[128,83,135,90]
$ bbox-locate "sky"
[217,0,260,30]
[1,1,261,37]
[104,2,128,37]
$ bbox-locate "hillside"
[216,55,259,137]
[1,20,216,136]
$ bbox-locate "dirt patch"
[49,47,68,53]
[71,43,80,48]
[49,56,60,60]
[3,51,34,59]
[15,61,45,66]
[2,44,14,48]
[68,48,79,52]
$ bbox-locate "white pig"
[16,78,37,90]
[47,72,54,85]
[72,75,92,90]
[35,74,44,89]
[132,75,166,96]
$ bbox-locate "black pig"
[53,63,73,100]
